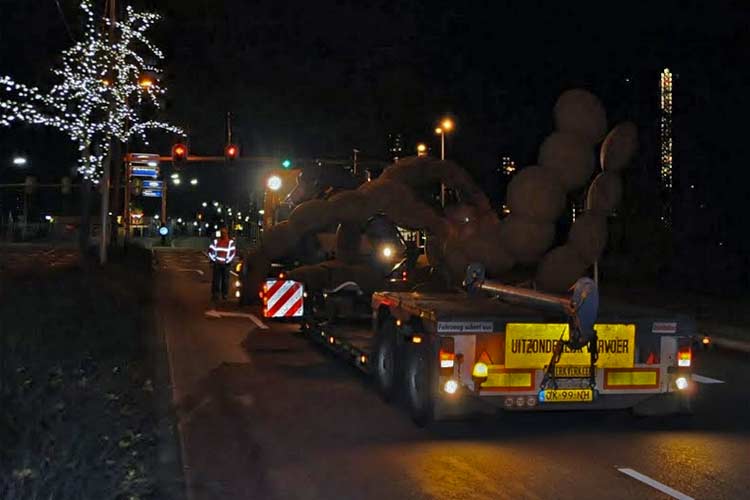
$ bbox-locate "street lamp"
[12,156,27,166]
[138,77,154,89]
[435,117,455,161]
[435,117,455,207]
[267,175,282,191]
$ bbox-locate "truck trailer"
[294,264,695,426]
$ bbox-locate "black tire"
[374,320,399,401]
[404,342,435,426]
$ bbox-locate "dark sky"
[1,0,749,238]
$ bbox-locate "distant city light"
[190,178,198,185]
[171,173,179,179]
[172,177,181,185]
[12,156,27,166]
[213,201,219,207]
[202,202,208,207]
[258,209,265,215]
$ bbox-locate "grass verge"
[0,252,169,499]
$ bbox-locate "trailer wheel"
[374,321,399,401]
[405,343,435,426]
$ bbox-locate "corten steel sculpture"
[243,89,638,295]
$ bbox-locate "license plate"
[554,365,591,378]
[539,389,593,403]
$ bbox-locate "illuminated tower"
[388,133,404,162]
[500,156,516,176]
[659,68,673,227]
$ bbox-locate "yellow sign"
[505,323,635,369]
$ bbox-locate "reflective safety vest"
[209,237,236,264]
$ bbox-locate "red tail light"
[677,347,691,367]
[438,337,455,373]
[439,349,455,369]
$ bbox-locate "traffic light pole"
[161,180,167,226]
[123,164,131,240]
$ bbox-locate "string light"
[0,0,183,182]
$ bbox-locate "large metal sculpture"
[243,89,638,295]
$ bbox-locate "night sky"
[1,1,749,249]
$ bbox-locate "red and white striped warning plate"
[262,279,304,318]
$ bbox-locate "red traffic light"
[172,143,188,162]
[225,144,239,160]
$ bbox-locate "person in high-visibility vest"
[208,227,236,300]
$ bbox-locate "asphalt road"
[154,249,750,500]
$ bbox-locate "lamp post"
[435,118,454,207]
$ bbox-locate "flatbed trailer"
[300,286,696,425]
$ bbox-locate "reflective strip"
[604,368,660,389]
[480,367,535,392]
[272,286,303,317]
[263,279,304,318]
[266,280,294,310]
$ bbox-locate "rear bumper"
[435,389,692,418]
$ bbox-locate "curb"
[150,272,188,499]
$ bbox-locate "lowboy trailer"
[297,264,696,426]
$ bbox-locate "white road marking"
[691,374,725,384]
[248,314,269,330]
[617,468,694,500]
[176,268,205,276]
[204,310,269,329]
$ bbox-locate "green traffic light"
[282,159,291,169]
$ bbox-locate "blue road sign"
[143,180,163,189]
[131,166,160,178]
[142,188,162,198]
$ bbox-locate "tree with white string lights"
[0,0,182,182]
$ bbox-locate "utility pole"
[226,111,233,145]
[123,159,130,239]
[353,148,359,176]
[99,0,117,264]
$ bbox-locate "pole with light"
[434,117,454,207]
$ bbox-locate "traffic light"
[172,143,188,165]
[225,144,239,161]
[281,159,292,169]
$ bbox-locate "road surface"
[154,248,750,500]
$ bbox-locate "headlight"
[267,175,282,191]
[381,245,394,259]
[675,376,689,390]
